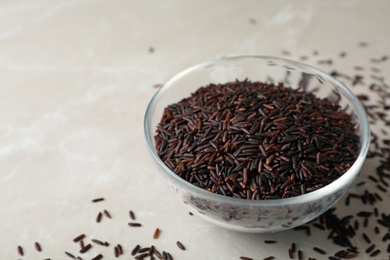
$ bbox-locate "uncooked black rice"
[176,241,185,250]
[17,245,23,256]
[79,243,91,253]
[73,234,85,243]
[14,42,390,260]
[91,254,103,260]
[34,241,42,252]
[128,222,142,227]
[155,81,359,200]
[153,228,161,239]
[129,210,136,220]
[103,209,111,218]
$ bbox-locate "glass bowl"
[144,55,370,233]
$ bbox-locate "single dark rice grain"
[354,220,359,230]
[91,239,105,246]
[343,252,359,259]
[382,232,390,242]
[91,254,103,260]
[96,212,103,223]
[138,247,151,254]
[345,196,350,206]
[65,251,76,259]
[114,246,119,257]
[369,249,381,257]
[363,217,369,227]
[365,244,376,254]
[357,211,372,218]
[149,246,155,258]
[298,250,303,260]
[166,252,173,260]
[129,222,142,227]
[103,209,111,218]
[362,233,371,244]
[73,234,86,243]
[288,248,293,259]
[313,247,326,255]
[117,244,123,255]
[135,253,149,259]
[131,244,140,256]
[374,208,379,217]
[17,245,23,256]
[79,243,92,254]
[154,249,163,259]
[306,226,312,236]
[356,181,366,186]
[34,241,42,252]
[291,242,296,253]
[240,257,254,260]
[176,241,185,250]
[334,250,347,258]
[375,226,380,234]
[153,228,161,239]
[129,210,136,220]
[377,184,387,192]
[92,198,104,203]
[313,223,325,230]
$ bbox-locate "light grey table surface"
[0,1,389,259]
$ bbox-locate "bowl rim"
[144,55,370,207]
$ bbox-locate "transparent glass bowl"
[144,55,370,233]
